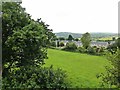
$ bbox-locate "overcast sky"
[21,0,119,33]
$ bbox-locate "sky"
[21,0,119,33]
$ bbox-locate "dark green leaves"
[81,32,91,49]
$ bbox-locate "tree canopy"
[2,2,68,89]
[81,32,91,49]
[2,2,54,76]
[67,34,74,41]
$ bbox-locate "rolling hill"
[55,32,118,39]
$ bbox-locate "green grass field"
[44,49,110,88]
[97,36,118,41]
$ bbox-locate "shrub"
[107,43,117,53]
[92,46,97,49]
[50,41,56,47]
[74,38,79,41]
[78,47,86,53]
[59,42,65,47]
[87,46,96,55]
[2,65,69,89]
[97,49,120,88]
[99,47,106,55]
[63,42,77,51]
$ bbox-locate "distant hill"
[55,32,118,39]
[55,32,82,38]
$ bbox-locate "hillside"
[55,32,118,39]
[44,49,110,88]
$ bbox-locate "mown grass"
[44,49,110,88]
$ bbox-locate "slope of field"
[44,49,110,88]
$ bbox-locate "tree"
[59,37,65,41]
[59,42,65,47]
[81,32,91,49]
[2,2,31,76]
[67,35,74,41]
[74,38,79,41]
[63,42,77,51]
[2,2,52,77]
[2,2,69,89]
[87,46,96,55]
[112,37,116,41]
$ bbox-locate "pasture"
[97,36,118,41]
[44,49,110,88]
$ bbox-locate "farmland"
[97,36,118,41]
[44,49,110,88]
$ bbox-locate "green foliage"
[59,42,65,47]
[2,2,31,67]
[74,38,79,41]
[99,47,106,55]
[81,32,91,49]
[6,22,48,66]
[59,37,65,40]
[107,38,120,53]
[116,37,120,49]
[78,47,86,53]
[67,35,74,41]
[112,37,116,41]
[2,2,67,89]
[63,42,77,51]
[50,41,56,47]
[78,46,106,56]
[87,46,96,55]
[2,2,54,76]
[97,49,120,88]
[87,46,106,56]
[2,2,31,43]
[107,43,117,53]
[2,65,68,89]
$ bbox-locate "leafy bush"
[107,43,117,54]
[87,46,96,55]
[97,49,120,88]
[2,65,69,89]
[92,46,97,48]
[81,32,91,49]
[63,42,77,51]
[98,47,107,55]
[59,42,65,47]
[88,46,106,56]
[78,47,86,53]
[59,37,65,40]
[50,41,56,47]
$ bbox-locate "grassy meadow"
[97,36,118,41]
[44,49,110,88]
